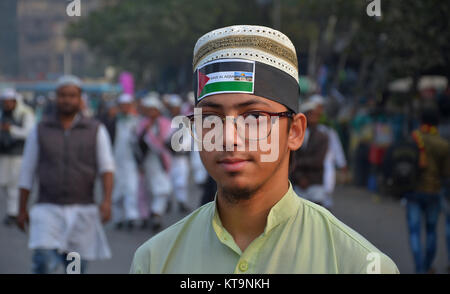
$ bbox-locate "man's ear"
[288,113,307,151]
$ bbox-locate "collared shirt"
[18,115,115,191]
[130,183,399,274]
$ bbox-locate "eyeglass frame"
[186,110,295,141]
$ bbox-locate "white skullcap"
[0,88,18,100]
[141,92,163,110]
[56,75,82,90]
[300,100,317,113]
[193,25,298,83]
[118,93,134,104]
[167,94,182,107]
[187,91,195,105]
[309,94,325,106]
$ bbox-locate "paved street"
[0,184,448,274]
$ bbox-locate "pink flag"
[119,72,135,95]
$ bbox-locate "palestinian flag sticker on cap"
[197,59,255,101]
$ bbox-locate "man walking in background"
[309,94,348,211]
[112,93,140,231]
[0,88,35,226]
[405,107,450,274]
[17,75,115,274]
[166,94,191,213]
[291,100,329,206]
[136,93,173,231]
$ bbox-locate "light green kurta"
[130,183,399,274]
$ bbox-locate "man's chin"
[217,175,260,203]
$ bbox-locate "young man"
[130,25,399,274]
[17,75,114,274]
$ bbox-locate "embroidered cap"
[192,25,300,112]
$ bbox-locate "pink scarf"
[137,116,173,172]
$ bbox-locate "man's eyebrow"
[197,100,222,108]
[234,99,271,108]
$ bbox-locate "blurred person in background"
[309,95,348,211]
[437,88,450,273]
[112,93,140,231]
[183,91,211,206]
[181,91,195,116]
[291,101,329,206]
[135,93,173,231]
[97,99,119,145]
[350,97,375,187]
[0,88,35,226]
[80,93,94,118]
[16,75,115,274]
[405,107,450,273]
[166,94,190,213]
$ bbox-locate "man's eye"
[244,112,265,119]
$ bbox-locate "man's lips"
[217,157,251,172]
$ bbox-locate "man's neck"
[59,112,78,130]
[216,175,289,252]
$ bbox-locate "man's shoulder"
[295,196,399,273]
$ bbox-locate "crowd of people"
[0,75,210,273]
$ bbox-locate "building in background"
[0,0,19,78]
[0,0,109,80]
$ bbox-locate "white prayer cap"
[193,25,298,83]
[118,93,134,104]
[309,94,325,106]
[167,94,182,107]
[0,88,18,100]
[187,91,195,105]
[141,92,163,110]
[300,100,317,113]
[56,75,82,90]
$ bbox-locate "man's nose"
[222,117,244,150]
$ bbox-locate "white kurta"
[318,124,347,208]
[112,115,139,222]
[0,156,22,216]
[29,203,111,260]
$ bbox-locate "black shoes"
[3,215,17,226]
[115,220,135,231]
[151,213,162,232]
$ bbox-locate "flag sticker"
[197,59,255,100]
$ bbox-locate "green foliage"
[67,0,450,94]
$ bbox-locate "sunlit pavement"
[1,184,448,274]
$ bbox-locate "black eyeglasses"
[186,110,295,141]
